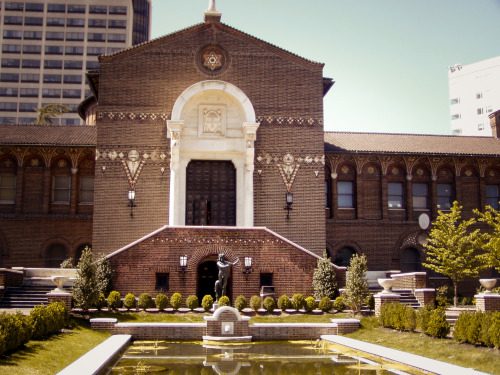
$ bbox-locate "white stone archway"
[167,80,259,227]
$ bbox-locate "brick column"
[414,288,435,307]
[47,291,72,311]
[374,292,400,317]
[475,293,500,312]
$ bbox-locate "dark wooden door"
[185,161,236,226]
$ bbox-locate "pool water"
[107,341,426,374]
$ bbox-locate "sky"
[150,0,500,135]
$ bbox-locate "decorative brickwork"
[391,272,427,291]
[475,294,500,312]
[47,292,72,311]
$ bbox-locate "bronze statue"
[215,254,238,302]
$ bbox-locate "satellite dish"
[418,213,430,230]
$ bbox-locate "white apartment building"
[448,55,500,136]
[0,0,150,125]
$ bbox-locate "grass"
[346,316,500,375]
[0,317,110,375]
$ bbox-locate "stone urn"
[479,279,498,294]
[378,278,395,294]
[51,275,69,292]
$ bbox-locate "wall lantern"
[127,189,136,217]
[243,257,252,274]
[179,255,188,273]
[285,192,293,219]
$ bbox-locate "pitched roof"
[324,131,500,157]
[0,124,96,146]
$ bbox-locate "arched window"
[51,157,71,204]
[334,247,356,267]
[436,167,454,210]
[401,247,421,273]
[46,243,67,268]
[0,156,17,204]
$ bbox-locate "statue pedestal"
[475,293,500,312]
[47,291,72,311]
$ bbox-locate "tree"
[95,255,114,296]
[72,247,99,312]
[423,201,485,306]
[343,253,369,314]
[474,205,500,272]
[312,250,337,299]
[35,104,71,125]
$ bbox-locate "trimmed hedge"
[30,302,68,340]
[379,302,416,332]
[155,293,169,311]
[333,296,346,312]
[318,297,332,312]
[171,293,183,310]
[186,295,199,310]
[123,293,137,310]
[0,311,32,356]
[234,295,248,311]
[263,297,276,313]
[250,295,261,312]
[138,293,153,310]
[304,296,318,312]
[454,311,500,347]
[277,295,290,310]
[107,291,122,310]
[201,295,214,312]
[291,294,305,311]
[95,293,106,311]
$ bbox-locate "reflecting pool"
[106,341,426,374]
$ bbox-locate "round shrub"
[234,295,248,311]
[201,295,214,312]
[218,296,230,307]
[95,293,106,311]
[170,293,182,310]
[333,296,346,312]
[305,296,318,312]
[124,293,137,310]
[263,297,276,313]
[138,293,153,310]
[365,294,375,311]
[155,293,168,311]
[107,291,122,310]
[291,294,305,311]
[250,295,261,312]
[318,297,332,312]
[277,295,290,310]
[186,295,199,310]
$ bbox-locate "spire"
[204,0,221,23]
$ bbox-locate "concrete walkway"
[322,335,489,375]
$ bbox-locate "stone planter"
[378,278,395,294]
[51,275,69,292]
[479,279,498,294]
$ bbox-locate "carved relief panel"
[198,105,227,137]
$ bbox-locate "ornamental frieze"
[0,146,94,167]
[96,148,169,163]
[97,112,170,122]
[256,153,324,165]
[256,116,323,127]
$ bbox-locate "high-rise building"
[0,0,150,125]
[448,56,500,136]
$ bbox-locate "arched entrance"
[197,256,232,302]
[334,246,357,267]
[401,247,421,272]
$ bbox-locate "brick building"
[1,7,500,299]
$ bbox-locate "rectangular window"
[108,19,126,28]
[476,92,483,99]
[487,106,493,113]
[155,273,169,291]
[46,31,64,40]
[108,33,126,43]
[3,30,22,39]
[88,33,106,42]
[67,18,85,27]
[18,117,35,124]
[412,183,428,209]
[88,19,106,28]
[325,180,330,208]
[25,3,44,12]
[451,114,461,120]
[0,88,18,97]
[53,175,71,203]
[87,47,106,56]
[79,176,94,203]
[23,45,41,54]
[89,5,107,14]
[47,4,65,12]
[86,61,100,70]
[64,60,82,70]
[260,273,273,287]
[450,98,460,105]
[63,89,81,98]
[19,102,38,112]
[4,16,23,25]
[437,183,453,210]
[1,58,20,67]
[24,17,43,25]
[45,46,64,55]
[44,74,62,83]
[21,73,39,83]
[66,32,84,41]
[486,185,499,210]
[44,60,63,69]
[0,73,19,82]
[20,88,38,97]
[107,47,122,54]
[0,174,16,203]
[0,102,17,111]
[109,6,127,14]
[338,181,354,208]
[68,4,85,13]
[2,44,21,53]
[46,17,66,26]
[478,123,485,131]
[5,2,24,11]
[22,59,40,68]
[477,108,484,115]
[388,182,404,208]
[63,74,82,84]
[42,89,61,98]
[0,117,17,124]
[65,46,83,55]
[61,118,80,125]
[23,31,42,40]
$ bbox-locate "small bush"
[304,296,318,312]
[333,296,346,312]
[155,293,169,311]
[425,308,450,338]
[170,293,182,310]
[405,306,417,332]
[234,295,248,311]
[250,295,261,312]
[30,302,67,340]
[107,291,122,310]
[263,297,277,313]
[365,294,375,311]
[318,297,332,312]
[0,312,33,356]
[138,293,153,310]
[454,311,472,343]
[417,303,434,332]
[95,293,106,311]
[277,295,290,310]
[186,295,199,310]
[201,295,214,312]
[124,293,137,310]
[218,296,230,307]
[291,294,305,311]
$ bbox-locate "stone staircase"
[0,285,53,309]
[393,289,421,308]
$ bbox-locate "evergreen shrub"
[170,293,183,310]
[417,303,434,332]
[305,296,318,312]
[124,293,137,310]
[30,302,67,339]
[453,311,472,343]
[277,295,290,310]
[263,297,276,313]
[201,295,214,312]
[218,296,230,307]
[234,295,248,311]
[250,295,261,312]
[155,293,169,311]
[291,294,305,311]
[365,294,375,311]
[454,311,500,348]
[318,297,332,312]
[333,296,346,312]
[138,293,153,310]
[312,250,337,299]
[186,295,199,310]
[95,293,106,311]
[107,291,122,310]
[0,312,32,356]
[379,302,417,332]
[425,308,450,338]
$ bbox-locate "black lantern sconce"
[179,255,188,274]
[243,257,252,274]
[284,192,293,219]
[127,189,136,217]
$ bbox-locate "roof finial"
[204,0,221,23]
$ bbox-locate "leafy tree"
[474,205,500,272]
[35,104,71,125]
[312,250,337,299]
[72,247,99,312]
[423,201,485,306]
[343,253,369,314]
[95,255,114,296]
